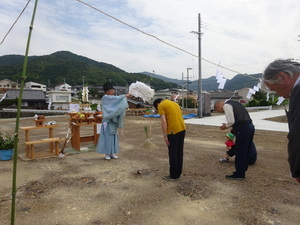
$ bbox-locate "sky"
[0,0,299,81]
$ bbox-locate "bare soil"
[0,114,299,225]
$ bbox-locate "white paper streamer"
[217,78,227,89]
[82,86,89,102]
[0,92,7,102]
[276,96,285,105]
[129,81,155,102]
[246,92,252,99]
[266,92,270,101]
[48,97,52,110]
[215,68,227,90]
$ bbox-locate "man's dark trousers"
[234,121,255,177]
[167,130,185,179]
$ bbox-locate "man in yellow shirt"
[153,98,186,181]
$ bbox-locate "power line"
[201,21,291,48]
[75,0,258,80]
[0,0,32,45]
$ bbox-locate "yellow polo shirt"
[157,99,186,135]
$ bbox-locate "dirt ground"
[0,113,299,225]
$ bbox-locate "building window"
[56,95,69,101]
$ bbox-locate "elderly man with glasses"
[262,59,300,183]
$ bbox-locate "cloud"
[0,0,299,81]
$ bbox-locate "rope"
[0,0,31,45]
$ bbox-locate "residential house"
[55,83,72,92]
[71,85,104,98]
[0,79,19,91]
[154,88,199,103]
[25,81,47,92]
[4,89,46,109]
[47,90,72,110]
[209,90,243,111]
[238,87,252,103]
[153,89,173,103]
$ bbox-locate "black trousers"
[234,121,256,177]
[167,130,186,179]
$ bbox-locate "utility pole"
[48,79,50,91]
[186,68,192,109]
[181,72,184,108]
[191,13,203,118]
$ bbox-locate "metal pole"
[190,13,203,117]
[11,1,39,224]
[186,69,188,109]
[186,68,192,109]
[197,13,203,118]
[181,72,184,108]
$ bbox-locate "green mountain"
[0,51,262,91]
[224,73,261,90]
[143,72,262,91]
[0,51,178,90]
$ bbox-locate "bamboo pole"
[11,1,39,224]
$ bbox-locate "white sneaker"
[104,154,111,160]
[110,154,118,159]
[219,158,229,162]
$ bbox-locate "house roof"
[0,79,18,84]
[56,83,71,87]
[26,81,46,86]
[5,89,46,100]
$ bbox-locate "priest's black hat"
[103,82,115,92]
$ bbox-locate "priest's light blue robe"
[96,94,128,155]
